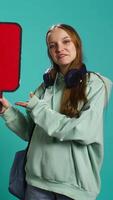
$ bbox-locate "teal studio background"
[0,0,113,199]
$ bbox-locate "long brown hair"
[46,24,88,118]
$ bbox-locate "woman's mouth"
[57,54,68,59]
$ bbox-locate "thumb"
[29,92,34,98]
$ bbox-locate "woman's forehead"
[47,28,71,42]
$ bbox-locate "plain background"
[0,0,113,199]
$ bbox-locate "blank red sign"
[0,22,22,92]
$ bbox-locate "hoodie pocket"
[41,141,76,183]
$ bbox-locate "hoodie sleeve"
[1,106,35,141]
[1,83,45,141]
[27,74,113,145]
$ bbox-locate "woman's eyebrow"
[48,36,70,44]
[62,36,70,39]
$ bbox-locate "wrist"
[0,106,9,114]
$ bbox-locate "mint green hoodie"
[2,72,112,200]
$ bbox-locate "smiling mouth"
[58,54,68,59]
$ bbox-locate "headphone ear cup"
[43,72,54,87]
[64,64,87,88]
[64,69,79,88]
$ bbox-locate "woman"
[0,24,112,200]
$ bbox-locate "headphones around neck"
[43,63,87,88]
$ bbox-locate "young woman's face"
[47,28,77,74]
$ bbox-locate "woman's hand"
[0,97,10,114]
[15,101,28,107]
[15,92,34,108]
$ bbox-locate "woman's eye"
[49,44,56,49]
[63,40,71,44]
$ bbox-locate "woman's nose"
[56,43,63,52]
